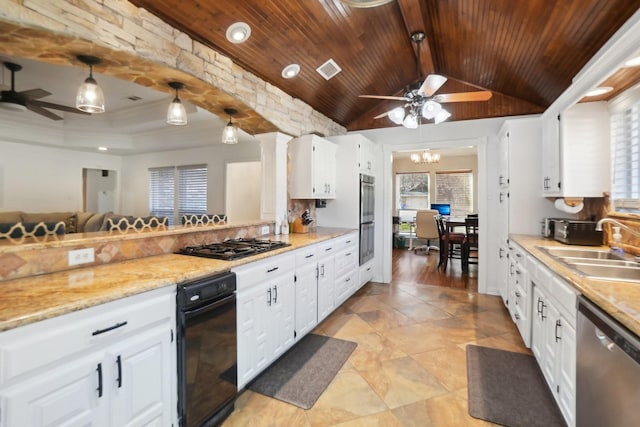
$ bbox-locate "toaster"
[541,217,569,237]
[553,220,603,245]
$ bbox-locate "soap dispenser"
[611,226,624,254]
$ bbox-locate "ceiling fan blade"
[374,110,393,120]
[359,95,410,101]
[17,88,51,99]
[26,103,63,121]
[432,91,493,103]
[31,100,90,115]
[418,74,448,96]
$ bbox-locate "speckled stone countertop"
[511,235,640,337]
[0,228,355,332]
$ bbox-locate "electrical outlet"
[261,225,270,235]
[68,248,95,266]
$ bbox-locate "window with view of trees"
[396,173,430,210]
[435,170,473,215]
[149,164,208,225]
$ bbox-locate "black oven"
[177,272,237,427]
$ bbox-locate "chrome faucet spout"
[595,218,640,237]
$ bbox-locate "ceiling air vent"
[316,59,342,80]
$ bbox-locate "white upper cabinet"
[289,134,337,199]
[541,102,610,197]
[358,137,376,175]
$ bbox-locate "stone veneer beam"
[0,0,346,138]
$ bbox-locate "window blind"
[149,164,207,225]
[435,170,474,215]
[611,101,640,211]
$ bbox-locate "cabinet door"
[498,244,509,305]
[531,285,545,363]
[313,140,337,198]
[237,284,270,388]
[557,316,576,427]
[295,259,319,340]
[270,272,295,358]
[542,297,560,389]
[317,255,335,322]
[108,324,173,427]
[0,352,107,427]
[358,139,375,174]
[541,114,561,195]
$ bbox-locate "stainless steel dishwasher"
[577,296,640,427]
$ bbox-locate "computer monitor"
[430,203,451,216]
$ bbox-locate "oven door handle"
[182,293,236,320]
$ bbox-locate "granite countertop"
[0,227,355,332]
[511,235,640,337]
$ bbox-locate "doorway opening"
[83,168,118,214]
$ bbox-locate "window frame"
[149,164,208,225]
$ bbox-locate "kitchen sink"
[538,246,640,283]
[569,263,640,283]
[539,247,625,260]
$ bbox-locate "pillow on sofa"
[0,221,65,239]
[107,215,168,231]
[84,213,108,232]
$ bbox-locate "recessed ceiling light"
[584,86,613,97]
[624,55,640,67]
[98,146,108,151]
[226,22,251,44]
[281,64,300,79]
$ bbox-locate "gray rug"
[248,333,357,409]
[466,345,566,427]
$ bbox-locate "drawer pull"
[346,252,352,257]
[346,240,351,244]
[92,321,128,336]
[267,267,279,273]
[346,278,351,282]
[515,291,521,297]
[305,254,315,259]
[273,285,278,304]
[325,247,333,252]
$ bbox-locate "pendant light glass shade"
[388,107,405,125]
[76,55,105,114]
[421,100,442,119]
[434,109,452,124]
[403,113,419,129]
[166,82,187,125]
[221,108,239,144]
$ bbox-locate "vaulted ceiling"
[130,0,639,131]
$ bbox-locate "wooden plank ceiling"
[130,0,640,131]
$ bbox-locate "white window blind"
[611,100,640,212]
[149,164,207,225]
[435,170,474,215]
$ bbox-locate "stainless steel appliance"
[359,173,374,265]
[178,238,290,260]
[177,272,237,427]
[577,296,640,427]
[553,220,603,245]
[540,217,568,237]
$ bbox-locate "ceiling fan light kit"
[166,81,187,125]
[221,108,239,144]
[76,55,105,114]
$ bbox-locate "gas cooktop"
[177,238,290,261]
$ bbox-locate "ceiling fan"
[359,31,492,127]
[0,62,90,121]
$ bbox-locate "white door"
[236,283,271,388]
[225,161,261,222]
[295,259,318,339]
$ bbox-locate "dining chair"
[435,216,465,271]
[462,216,479,272]
[413,210,440,255]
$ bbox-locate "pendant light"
[76,55,105,113]
[221,108,238,144]
[166,81,187,125]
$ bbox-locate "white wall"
[0,140,122,212]
[120,142,261,218]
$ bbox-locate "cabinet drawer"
[233,253,296,290]
[317,240,336,258]
[551,276,578,326]
[0,286,174,385]
[295,247,318,265]
[335,248,357,279]
[337,232,358,248]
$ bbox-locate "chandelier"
[411,151,440,164]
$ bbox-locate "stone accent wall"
[0,0,346,138]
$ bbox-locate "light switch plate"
[68,248,95,266]
[261,225,270,235]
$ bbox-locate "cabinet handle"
[499,248,504,258]
[321,264,325,277]
[510,264,514,276]
[325,247,332,252]
[346,240,351,244]
[346,252,352,257]
[92,321,128,336]
[515,291,521,297]
[499,192,504,203]
[555,319,562,342]
[541,301,547,320]
[346,277,351,282]
[516,269,521,275]
[305,254,314,259]
[273,285,278,304]
[514,313,520,320]
[96,363,103,398]
[116,355,122,388]
[267,267,279,273]
[516,253,522,258]
[267,288,272,306]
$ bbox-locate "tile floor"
[223,281,531,426]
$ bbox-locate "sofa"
[0,211,168,239]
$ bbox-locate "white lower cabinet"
[234,253,295,389]
[530,261,577,427]
[0,286,176,427]
[507,243,532,347]
[317,242,336,323]
[294,248,319,341]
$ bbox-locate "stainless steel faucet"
[595,218,640,237]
